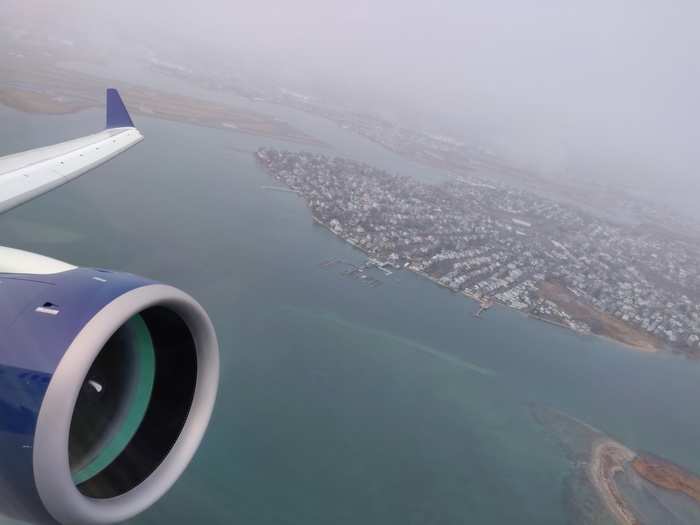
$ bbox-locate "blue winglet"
[106,88,135,129]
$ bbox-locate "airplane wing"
[0,88,143,215]
[0,89,219,525]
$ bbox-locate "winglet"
[106,88,135,129]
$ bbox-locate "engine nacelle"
[0,251,219,524]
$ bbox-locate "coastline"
[588,439,639,525]
[307,212,659,354]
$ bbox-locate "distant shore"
[0,57,323,146]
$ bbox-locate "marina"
[319,258,383,287]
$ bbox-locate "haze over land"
[4,0,700,214]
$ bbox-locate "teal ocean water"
[2,103,700,524]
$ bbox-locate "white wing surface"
[0,89,143,215]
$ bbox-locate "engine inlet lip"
[33,284,219,525]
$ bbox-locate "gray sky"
[6,1,700,206]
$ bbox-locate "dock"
[364,258,394,275]
[319,258,383,287]
[261,185,301,194]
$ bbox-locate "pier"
[364,258,394,276]
[261,185,301,194]
[473,297,494,318]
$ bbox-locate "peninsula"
[256,148,700,356]
[532,405,700,525]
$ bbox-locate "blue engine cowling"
[0,265,219,524]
